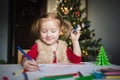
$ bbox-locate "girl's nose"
[46,31,51,37]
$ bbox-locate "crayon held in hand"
[73,25,79,33]
[17,45,32,60]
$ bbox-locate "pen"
[17,46,32,60]
[73,25,79,33]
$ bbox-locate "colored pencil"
[103,71,120,76]
[105,75,120,79]
[17,45,32,60]
[73,25,79,33]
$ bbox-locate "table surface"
[0,62,120,80]
[0,64,24,80]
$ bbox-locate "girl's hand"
[22,58,39,71]
[71,25,81,41]
[70,25,82,57]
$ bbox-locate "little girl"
[22,13,82,71]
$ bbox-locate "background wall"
[47,0,56,13]
[0,0,9,63]
[0,0,47,64]
[88,0,120,65]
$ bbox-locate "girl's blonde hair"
[31,13,72,40]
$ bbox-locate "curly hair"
[31,13,72,40]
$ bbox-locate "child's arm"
[70,25,81,57]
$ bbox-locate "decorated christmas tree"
[55,0,102,61]
[95,46,110,66]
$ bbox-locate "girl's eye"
[51,30,56,33]
[41,30,47,33]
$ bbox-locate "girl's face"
[39,18,61,45]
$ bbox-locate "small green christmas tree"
[95,46,110,66]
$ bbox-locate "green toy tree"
[95,46,110,66]
[55,0,102,61]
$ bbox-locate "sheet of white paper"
[26,62,120,80]
[26,63,86,80]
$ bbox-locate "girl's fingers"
[24,65,39,71]
[31,59,38,66]
[24,59,39,71]
[31,59,40,69]
[26,67,39,71]
[76,25,81,33]
[72,25,81,33]
[70,25,81,41]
